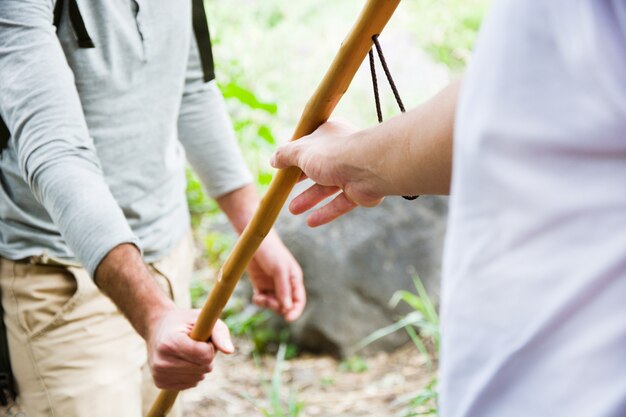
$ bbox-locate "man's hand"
[247,231,305,322]
[95,244,233,390]
[271,80,460,226]
[216,185,307,322]
[271,120,385,227]
[147,309,233,390]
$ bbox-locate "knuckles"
[151,358,168,375]
[156,339,177,356]
[192,342,215,363]
[154,377,201,390]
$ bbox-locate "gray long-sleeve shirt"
[0,0,252,277]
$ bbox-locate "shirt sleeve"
[0,0,140,277]
[177,32,253,199]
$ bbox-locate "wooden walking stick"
[146,0,401,415]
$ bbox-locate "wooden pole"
[146,1,401,415]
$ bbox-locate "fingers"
[174,331,215,366]
[152,335,214,389]
[249,246,306,322]
[254,266,306,322]
[149,310,235,390]
[307,192,358,227]
[211,320,235,354]
[285,265,306,322]
[252,292,282,312]
[289,183,341,215]
[274,262,306,322]
[152,353,213,377]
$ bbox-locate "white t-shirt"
[441,1,626,416]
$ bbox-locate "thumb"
[211,320,234,354]
[270,143,300,170]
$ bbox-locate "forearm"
[216,184,284,248]
[350,79,459,197]
[216,184,257,233]
[94,244,174,340]
[216,184,268,234]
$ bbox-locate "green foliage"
[189,276,213,309]
[404,378,439,417]
[338,355,369,373]
[222,78,279,192]
[221,305,299,358]
[389,273,440,352]
[247,344,305,417]
[221,81,278,115]
[410,0,490,70]
[185,168,220,228]
[203,231,234,268]
[354,274,439,362]
[355,274,440,415]
[225,307,273,338]
[320,376,335,386]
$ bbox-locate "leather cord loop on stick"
[368,34,418,201]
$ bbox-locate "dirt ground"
[0,339,434,417]
[183,337,435,417]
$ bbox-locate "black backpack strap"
[192,0,216,82]
[0,120,8,155]
[0,0,96,154]
[53,0,64,27]
[0,287,16,406]
[54,0,95,48]
[67,0,94,48]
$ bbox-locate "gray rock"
[275,190,447,357]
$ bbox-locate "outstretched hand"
[270,121,386,227]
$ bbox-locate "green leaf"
[220,81,278,114]
[258,125,276,144]
[258,171,274,186]
[339,356,368,373]
[353,311,425,352]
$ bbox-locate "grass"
[355,273,440,417]
[339,355,369,373]
[245,343,305,417]
[224,305,298,357]
[403,378,439,417]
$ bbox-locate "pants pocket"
[8,262,83,339]
[150,231,195,309]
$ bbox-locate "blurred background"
[184,0,490,416]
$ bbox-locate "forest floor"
[184,337,436,417]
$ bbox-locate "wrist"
[339,131,390,203]
[255,229,284,256]
[94,243,176,341]
[216,184,259,234]
[140,288,176,339]
[143,302,176,345]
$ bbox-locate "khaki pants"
[0,233,195,417]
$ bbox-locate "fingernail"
[270,154,276,167]
[226,340,235,352]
